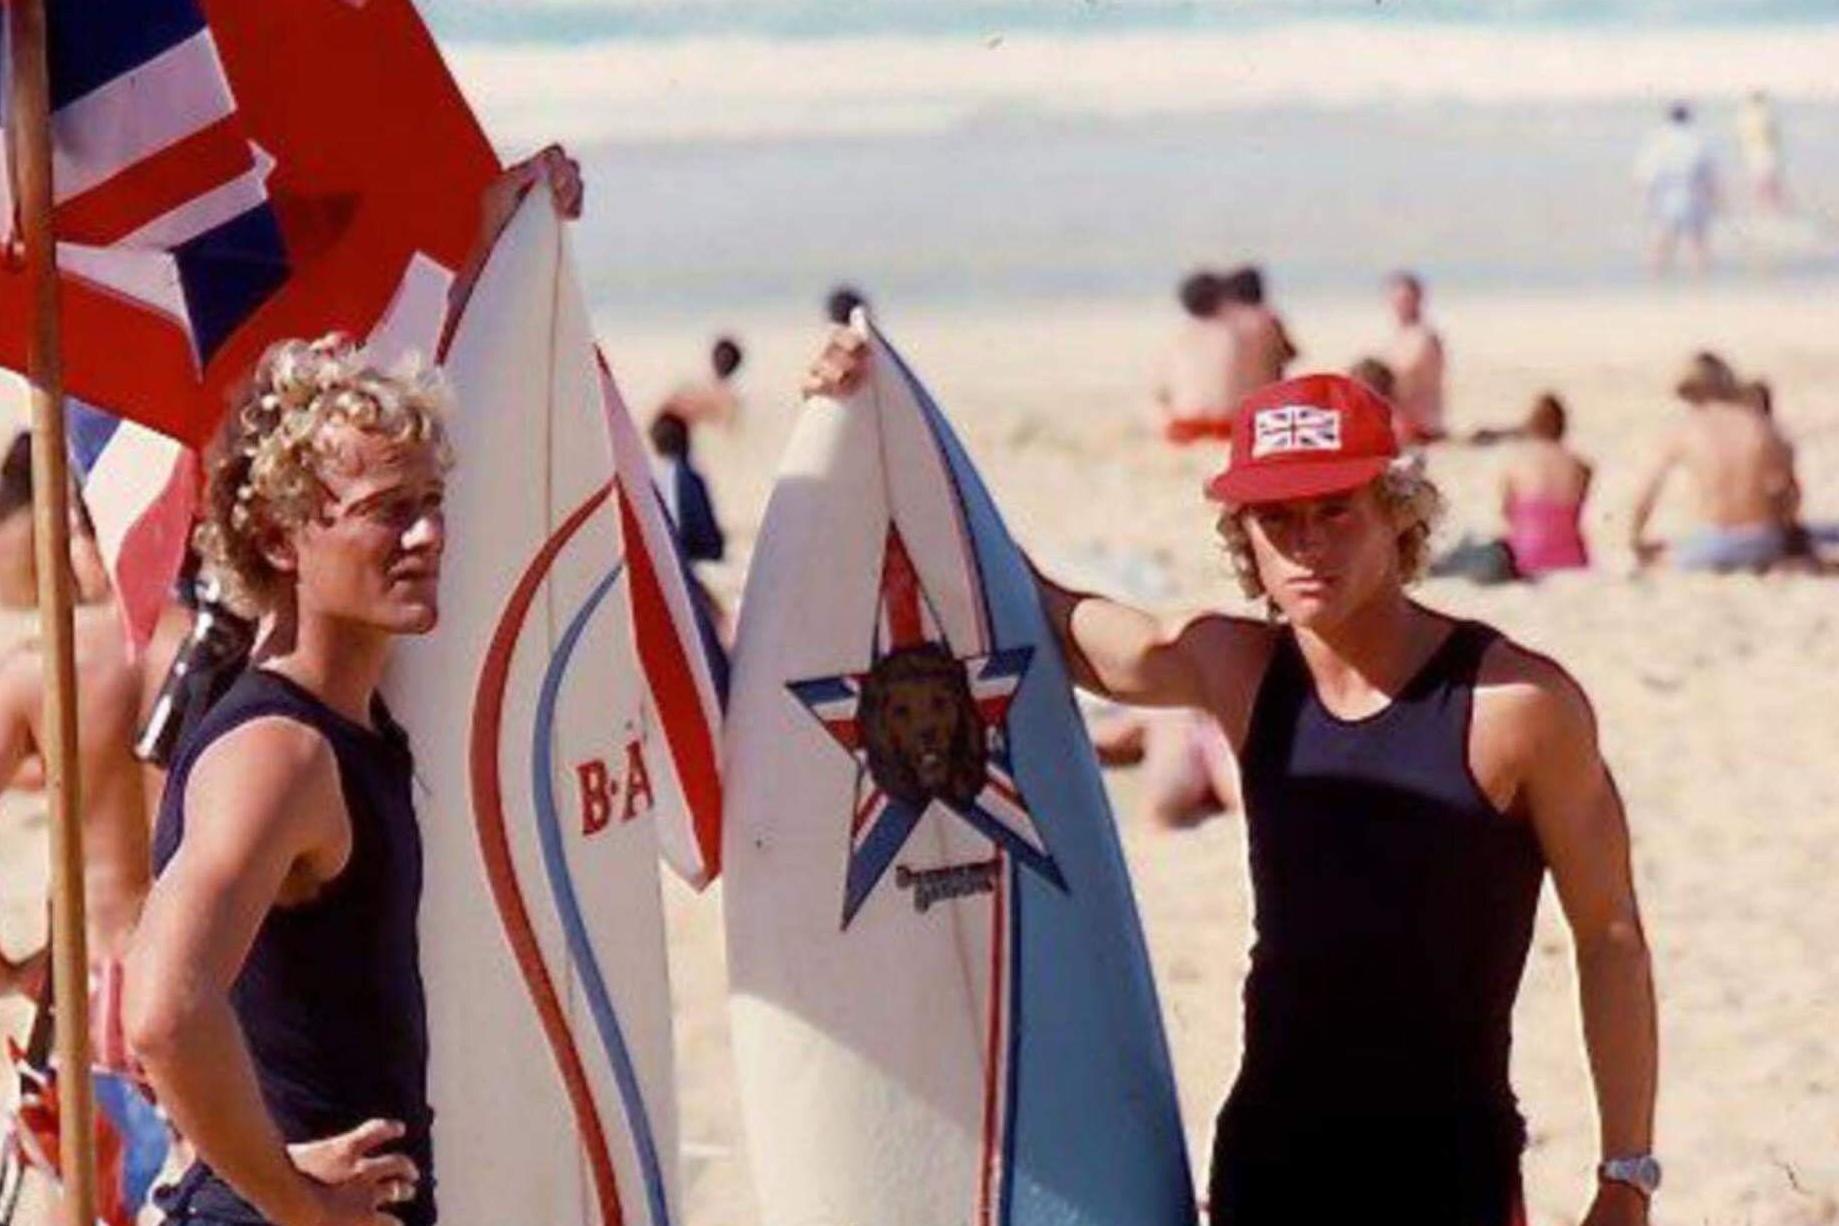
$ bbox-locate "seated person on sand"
[656,336,745,429]
[1346,356,1396,401]
[1500,393,1592,576]
[1630,353,1800,572]
[1384,270,1447,445]
[1744,380,1839,569]
[1088,688,1241,831]
[1218,264,1298,402]
[0,434,154,1069]
[1153,271,1239,443]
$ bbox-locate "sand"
[1,279,1833,1225]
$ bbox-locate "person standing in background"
[1634,103,1718,274]
[1736,91,1787,215]
[1384,271,1447,444]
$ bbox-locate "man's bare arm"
[0,651,40,795]
[1513,661,1657,1219]
[1032,568,1262,714]
[446,145,583,331]
[1628,430,1683,561]
[124,720,408,1226]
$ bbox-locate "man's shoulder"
[1181,611,1280,681]
[189,714,339,803]
[1474,630,1595,742]
[181,714,347,852]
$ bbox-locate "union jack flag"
[0,0,286,646]
[1251,403,1344,459]
[0,0,499,647]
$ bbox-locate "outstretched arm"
[801,327,1261,711]
[1519,669,1658,1226]
[1628,430,1683,566]
[447,145,584,327]
[1032,569,1241,709]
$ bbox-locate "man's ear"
[258,527,298,577]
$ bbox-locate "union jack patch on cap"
[1205,374,1399,506]
[1251,405,1343,458]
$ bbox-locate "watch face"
[1604,1156,1662,1194]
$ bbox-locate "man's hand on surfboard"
[801,326,870,399]
[286,1117,420,1226]
[505,143,583,219]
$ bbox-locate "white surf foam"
[446,22,1839,149]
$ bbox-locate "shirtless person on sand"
[810,336,1659,1226]
[1154,271,1239,443]
[1217,265,1297,404]
[0,434,151,1062]
[1385,270,1446,444]
[1630,352,1801,572]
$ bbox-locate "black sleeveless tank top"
[151,668,434,1225]
[1227,621,1544,1144]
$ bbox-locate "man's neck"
[1293,588,1439,708]
[267,612,393,728]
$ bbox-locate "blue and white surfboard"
[724,318,1195,1225]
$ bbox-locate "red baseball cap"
[1203,373,1399,505]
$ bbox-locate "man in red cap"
[805,337,1659,1226]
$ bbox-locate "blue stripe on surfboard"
[530,560,674,1226]
[877,331,1198,1223]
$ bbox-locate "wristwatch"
[1598,1154,1662,1197]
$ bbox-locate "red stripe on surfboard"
[880,527,925,649]
[615,484,723,880]
[976,854,1009,1224]
[470,484,626,1226]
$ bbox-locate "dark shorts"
[157,1162,431,1226]
[155,1165,271,1225]
[1208,1102,1527,1226]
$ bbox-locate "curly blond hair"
[1215,461,1445,602]
[196,335,454,614]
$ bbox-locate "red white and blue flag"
[0,0,499,645]
[0,0,286,646]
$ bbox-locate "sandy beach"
[0,133,1832,1226]
[614,279,1839,1226]
[0,279,1828,1225]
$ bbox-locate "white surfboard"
[386,183,720,1226]
[724,318,1194,1226]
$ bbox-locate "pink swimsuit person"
[1505,495,1589,575]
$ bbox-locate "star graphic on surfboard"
[788,525,1066,928]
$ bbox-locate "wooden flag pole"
[8,2,99,1224]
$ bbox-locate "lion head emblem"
[858,643,987,808]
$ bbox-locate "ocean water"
[423,1,1839,318]
[425,0,1839,42]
